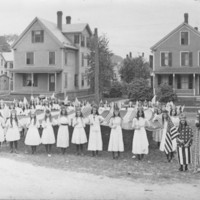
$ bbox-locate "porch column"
[31,73,34,95]
[55,73,57,92]
[193,73,196,96]
[12,72,15,92]
[173,73,175,92]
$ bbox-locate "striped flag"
[164,118,179,154]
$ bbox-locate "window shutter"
[168,74,173,86]
[149,55,153,68]
[189,52,193,66]
[41,30,44,42]
[169,52,172,67]
[188,74,193,89]
[23,74,26,86]
[185,32,188,45]
[31,31,34,43]
[158,75,161,85]
[34,74,38,87]
[181,53,185,66]
[177,75,181,89]
[161,53,165,66]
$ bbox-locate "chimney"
[57,11,63,30]
[66,16,71,24]
[126,54,129,59]
[129,52,132,58]
[195,27,198,31]
[184,13,188,24]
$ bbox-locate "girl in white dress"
[25,110,41,154]
[88,106,104,156]
[132,109,149,160]
[56,106,70,154]
[5,110,21,153]
[152,108,163,148]
[108,107,124,159]
[71,107,87,155]
[41,109,55,157]
[0,113,5,147]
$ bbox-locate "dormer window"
[180,31,189,45]
[32,30,44,43]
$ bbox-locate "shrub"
[127,78,153,101]
[109,82,123,98]
[157,83,178,103]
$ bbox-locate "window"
[181,31,189,45]
[22,74,38,87]
[64,73,68,88]
[87,54,90,66]
[64,51,68,65]
[81,73,84,87]
[1,59,3,66]
[49,52,55,65]
[181,75,189,89]
[161,52,172,66]
[82,53,84,67]
[32,30,44,43]
[181,52,192,66]
[26,52,34,65]
[74,74,78,87]
[74,34,79,44]
[87,77,90,86]
[81,35,85,47]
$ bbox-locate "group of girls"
[0,99,195,172]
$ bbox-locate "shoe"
[48,154,51,157]
[14,150,19,154]
[132,155,136,159]
[10,149,13,153]
[179,167,183,172]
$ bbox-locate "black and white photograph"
[0,0,200,199]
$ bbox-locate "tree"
[127,78,153,101]
[120,56,150,83]
[157,83,178,103]
[86,34,114,98]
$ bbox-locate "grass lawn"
[0,112,199,184]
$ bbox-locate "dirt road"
[0,157,199,200]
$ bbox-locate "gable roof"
[12,17,77,50]
[150,22,200,51]
[2,51,13,61]
[62,23,92,36]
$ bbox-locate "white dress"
[41,119,55,144]
[108,117,124,152]
[5,120,20,142]
[132,117,149,154]
[160,120,168,151]
[56,116,69,148]
[0,117,5,142]
[170,116,180,151]
[88,114,104,151]
[25,119,41,146]
[71,117,87,144]
[152,114,163,142]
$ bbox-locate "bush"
[127,78,153,101]
[157,83,178,103]
[109,82,123,98]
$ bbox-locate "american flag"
[164,118,179,154]
[82,106,92,118]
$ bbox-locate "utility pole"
[94,28,100,103]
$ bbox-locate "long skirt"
[0,127,4,142]
[132,128,149,154]
[25,127,41,146]
[108,126,124,152]
[57,125,69,148]
[88,126,102,151]
[71,127,87,144]
[177,146,192,165]
[41,125,55,144]
[152,128,163,142]
[6,127,20,142]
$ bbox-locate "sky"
[0,0,200,59]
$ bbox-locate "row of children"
[0,98,195,172]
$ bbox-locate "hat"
[75,106,81,112]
